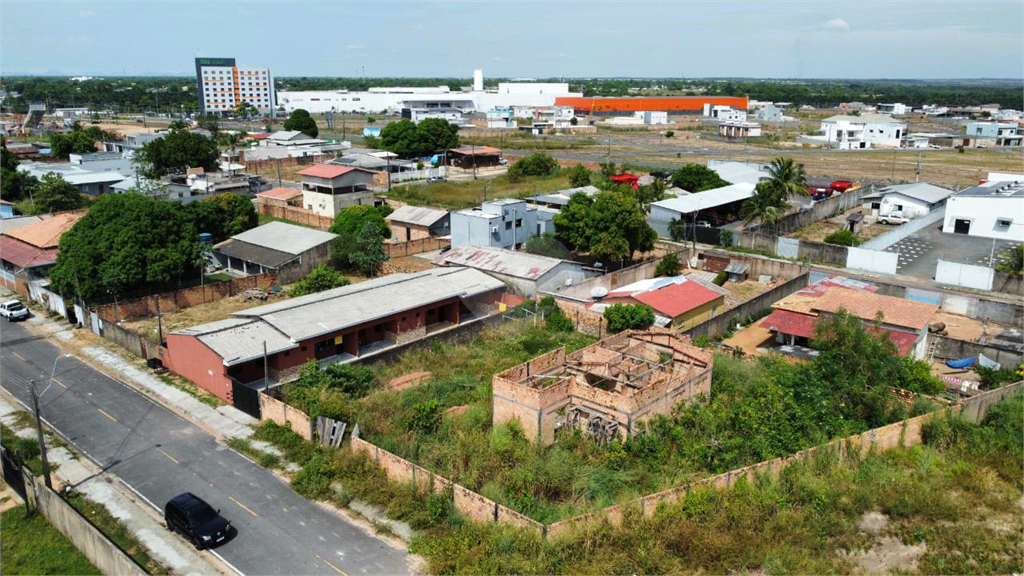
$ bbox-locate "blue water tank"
[199,233,213,244]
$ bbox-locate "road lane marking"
[229,496,258,517]
[157,448,179,464]
[322,559,348,575]
[53,378,66,389]
[12,352,26,361]
[97,409,118,423]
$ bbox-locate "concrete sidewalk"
[0,395,232,576]
[25,313,256,441]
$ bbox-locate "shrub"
[823,230,859,247]
[507,152,560,183]
[291,265,349,297]
[408,399,443,433]
[664,130,674,138]
[976,365,1020,389]
[603,303,655,333]
[546,305,574,333]
[655,253,682,277]
[713,271,729,286]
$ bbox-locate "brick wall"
[386,237,450,258]
[387,371,432,391]
[550,298,608,338]
[93,272,277,323]
[259,392,314,440]
[257,202,334,230]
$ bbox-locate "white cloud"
[492,56,502,61]
[78,10,95,18]
[822,18,850,30]
[346,44,364,50]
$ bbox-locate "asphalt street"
[0,320,413,576]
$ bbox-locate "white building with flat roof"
[942,180,1024,241]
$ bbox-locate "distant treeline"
[1,76,1021,114]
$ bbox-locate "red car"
[830,180,854,193]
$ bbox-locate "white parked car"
[878,214,910,225]
[0,300,30,321]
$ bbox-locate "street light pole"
[29,381,53,489]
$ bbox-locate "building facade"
[195,57,276,116]
[297,165,376,218]
[450,198,537,250]
[942,181,1024,241]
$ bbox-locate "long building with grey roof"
[163,267,504,407]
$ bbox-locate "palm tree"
[739,182,784,228]
[762,156,809,202]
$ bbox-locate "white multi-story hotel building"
[195,57,276,116]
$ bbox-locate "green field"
[0,507,100,576]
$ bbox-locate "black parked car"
[165,493,232,550]
[650,171,672,180]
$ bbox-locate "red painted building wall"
[163,334,234,402]
[554,96,749,113]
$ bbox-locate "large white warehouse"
[277,69,581,114]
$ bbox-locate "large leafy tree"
[349,221,390,277]
[329,205,392,269]
[669,164,729,192]
[134,129,219,179]
[34,173,86,213]
[49,124,118,159]
[553,190,656,263]
[1,141,39,203]
[182,192,258,243]
[506,152,560,183]
[379,118,459,158]
[49,193,204,301]
[283,108,318,138]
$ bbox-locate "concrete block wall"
[27,474,147,576]
[93,272,277,323]
[259,392,314,440]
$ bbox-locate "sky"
[2,0,1022,79]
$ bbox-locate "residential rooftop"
[433,245,569,280]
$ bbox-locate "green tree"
[291,264,350,297]
[283,109,319,138]
[669,164,729,192]
[182,192,258,242]
[49,193,204,301]
[760,157,809,202]
[134,130,220,179]
[1,141,39,204]
[379,119,420,157]
[349,221,390,277]
[234,102,258,120]
[415,118,460,155]
[567,164,592,188]
[603,303,655,333]
[329,205,391,270]
[34,173,85,213]
[823,229,859,246]
[525,233,573,260]
[667,217,688,242]
[49,130,98,159]
[506,152,560,183]
[553,190,656,263]
[995,244,1023,278]
[739,182,786,228]
[655,253,682,277]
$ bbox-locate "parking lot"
[883,221,1021,279]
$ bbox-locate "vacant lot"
[384,172,574,210]
[0,507,100,576]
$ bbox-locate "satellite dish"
[591,287,608,300]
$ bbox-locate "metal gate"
[231,380,262,419]
[1,447,26,501]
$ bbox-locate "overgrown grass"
[460,133,597,150]
[384,172,573,210]
[0,507,100,575]
[407,393,1023,575]
[64,492,169,574]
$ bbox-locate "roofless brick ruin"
[493,329,714,446]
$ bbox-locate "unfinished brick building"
[493,329,714,446]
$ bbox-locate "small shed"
[447,146,503,169]
[724,261,749,283]
[846,213,864,235]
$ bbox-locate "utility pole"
[472,144,477,180]
[29,381,53,489]
[155,295,164,344]
[263,341,270,392]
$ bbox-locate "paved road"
[0,320,412,576]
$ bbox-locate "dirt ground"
[722,279,774,307]
[721,324,776,352]
[787,207,898,243]
[928,311,1006,342]
[92,121,161,136]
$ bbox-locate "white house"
[754,105,783,122]
[877,103,908,115]
[942,180,1024,241]
[965,122,1022,146]
[297,164,376,218]
[802,114,907,149]
[860,183,955,219]
[450,198,539,250]
[718,121,761,138]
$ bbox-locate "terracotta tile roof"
[0,235,58,268]
[256,187,303,200]
[3,211,84,249]
[296,164,360,179]
[449,146,502,156]
[811,287,937,331]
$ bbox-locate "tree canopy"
[33,173,86,214]
[739,157,809,229]
[133,129,220,179]
[329,205,392,271]
[506,152,560,183]
[1,141,38,204]
[669,164,729,192]
[291,265,350,297]
[181,192,259,243]
[604,303,655,333]
[379,118,459,158]
[283,109,319,138]
[567,164,591,188]
[49,193,205,301]
[553,189,656,263]
[524,233,573,260]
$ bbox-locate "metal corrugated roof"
[213,239,299,269]
[433,245,568,280]
[386,205,449,228]
[874,183,954,204]
[219,221,336,255]
[234,267,504,343]
[181,318,298,366]
[651,182,756,215]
